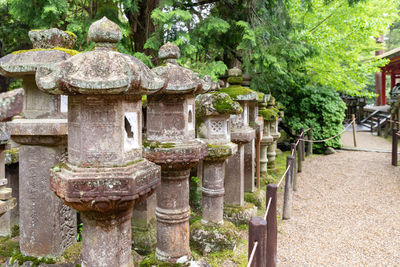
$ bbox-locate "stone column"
[35,17,164,266]
[268,119,281,169]
[143,43,207,263]
[260,121,273,175]
[195,93,241,224]
[219,68,257,206]
[225,145,245,205]
[0,89,23,235]
[0,29,77,257]
[0,146,16,237]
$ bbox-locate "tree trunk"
[126,0,159,55]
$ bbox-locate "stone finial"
[29,28,77,49]
[158,42,180,60]
[88,17,122,44]
[152,43,201,94]
[36,17,165,96]
[196,93,243,117]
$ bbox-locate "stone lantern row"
[0,17,283,266]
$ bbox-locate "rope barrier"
[247,241,259,267]
[277,164,291,187]
[299,118,355,143]
[263,197,272,221]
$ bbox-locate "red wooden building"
[376,46,400,106]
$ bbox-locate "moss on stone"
[139,252,183,266]
[218,85,255,100]
[190,220,239,255]
[52,162,68,172]
[141,95,147,108]
[223,202,257,226]
[131,221,157,255]
[60,242,82,264]
[256,92,263,100]
[213,93,243,115]
[258,108,279,122]
[4,148,19,164]
[11,47,79,56]
[65,31,77,39]
[10,251,56,266]
[244,188,266,209]
[0,236,19,261]
[142,139,176,149]
[227,76,243,84]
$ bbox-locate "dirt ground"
[276,132,400,266]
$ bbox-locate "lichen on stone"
[190,220,239,255]
[11,47,79,56]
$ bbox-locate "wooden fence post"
[291,143,298,191]
[266,184,277,267]
[352,114,357,147]
[297,139,302,174]
[392,126,398,166]
[283,156,294,220]
[248,217,267,267]
[301,128,305,161]
[307,124,313,156]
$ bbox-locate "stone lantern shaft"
[143,42,207,263]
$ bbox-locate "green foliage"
[0,236,19,263]
[277,84,346,151]
[11,251,56,266]
[189,176,201,210]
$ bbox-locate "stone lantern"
[242,74,263,191]
[143,42,207,263]
[0,29,77,257]
[0,89,23,236]
[267,96,281,169]
[219,67,256,207]
[258,94,276,176]
[35,17,164,266]
[195,92,242,224]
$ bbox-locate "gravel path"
[277,134,400,266]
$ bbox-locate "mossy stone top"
[195,92,243,117]
[219,68,258,101]
[35,17,165,95]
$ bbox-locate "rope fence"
[248,114,398,266]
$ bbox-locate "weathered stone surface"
[29,28,76,49]
[34,17,163,266]
[195,92,242,118]
[145,42,206,263]
[131,193,156,230]
[19,145,76,257]
[223,202,257,225]
[224,144,244,206]
[0,89,24,122]
[190,220,239,255]
[244,140,255,193]
[5,162,19,226]
[36,26,164,96]
[153,44,201,94]
[7,119,67,145]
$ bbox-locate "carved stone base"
[81,210,134,267]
